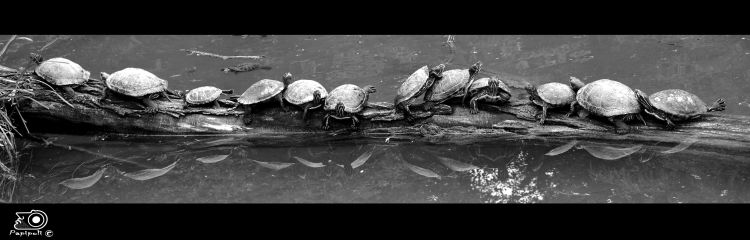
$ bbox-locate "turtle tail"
[707,98,726,112]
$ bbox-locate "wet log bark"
[7,74,750,160]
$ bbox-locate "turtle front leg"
[469,95,485,114]
[321,112,332,130]
[565,101,577,118]
[609,116,631,135]
[277,93,289,112]
[212,100,221,109]
[242,105,253,125]
[400,102,416,123]
[62,86,86,102]
[539,104,549,125]
[142,96,159,113]
[161,91,173,102]
[302,103,312,122]
[351,115,360,130]
[664,117,676,130]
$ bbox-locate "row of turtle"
[32,56,726,133]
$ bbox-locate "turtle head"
[363,85,376,94]
[569,76,586,92]
[312,90,323,105]
[430,64,446,77]
[282,72,292,88]
[100,72,110,81]
[335,102,346,116]
[29,53,44,65]
[488,77,500,93]
[634,89,657,115]
[469,61,483,76]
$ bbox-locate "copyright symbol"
[45,230,53,237]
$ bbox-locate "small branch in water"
[179,49,265,60]
[0,35,18,60]
[27,135,151,168]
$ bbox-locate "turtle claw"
[143,107,158,114]
[469,108,479,114]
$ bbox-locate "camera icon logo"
[14,210,48,230]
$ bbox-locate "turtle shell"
[536,82,576,106]
[576,79,640,117]
[468,77,511,94]
[35,57,90,86]
[283,79,328,105]
[325,84,369,113]
[425,68,470,101]
[105,68,168,97]
[237,79,285,105]
[186,86,223,105]
[648,89,708,118]
[395,66,429,104]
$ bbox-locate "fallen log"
[5,73,750,161]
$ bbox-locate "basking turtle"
[635,89,726,129]
[101,68,172,112]
[525,78,585,124]
[34,57,91,101]
[185,86,233,108]
[573,78,645,134]
[394,64,446,122]
[235,73,291,124]
[322,84,377,130]
[423,61,482,111]
[283,75,328,122]
[466,76,512,114]
[221,62,271,73]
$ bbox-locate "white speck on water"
[691,174,701,180]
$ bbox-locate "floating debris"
[196,154,230,164]
[221,62,272,73]
[16,37,33,42]
[351,147,375,169]
[253,159,294,170]
[661,137,700,154]
[293,156,325,168]
[122,161,178,181]
[437,156,479,172]
[545,140,579,156]
[169,74,181,78]
[59,167,107,189]
[578,144,643,160]
[180,49,265,60]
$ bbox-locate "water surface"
[3,35,750,203]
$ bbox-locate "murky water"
[3,35,750,203]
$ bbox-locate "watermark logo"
[9,210,52,237]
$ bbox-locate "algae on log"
[7,74,750,161]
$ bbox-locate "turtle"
[466,76,512,114]
[34,57,91,101]
[185,86,233,108]
[572,78,645,134]
[525,78,586,124]
[101,68,172,112]
[394,64,446,122]
[322,84,377,130]
[221,62,271,73]
[635,89,726,130]
[423,61,482,111]
[235,73,291,124]
[283,75,328,122]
